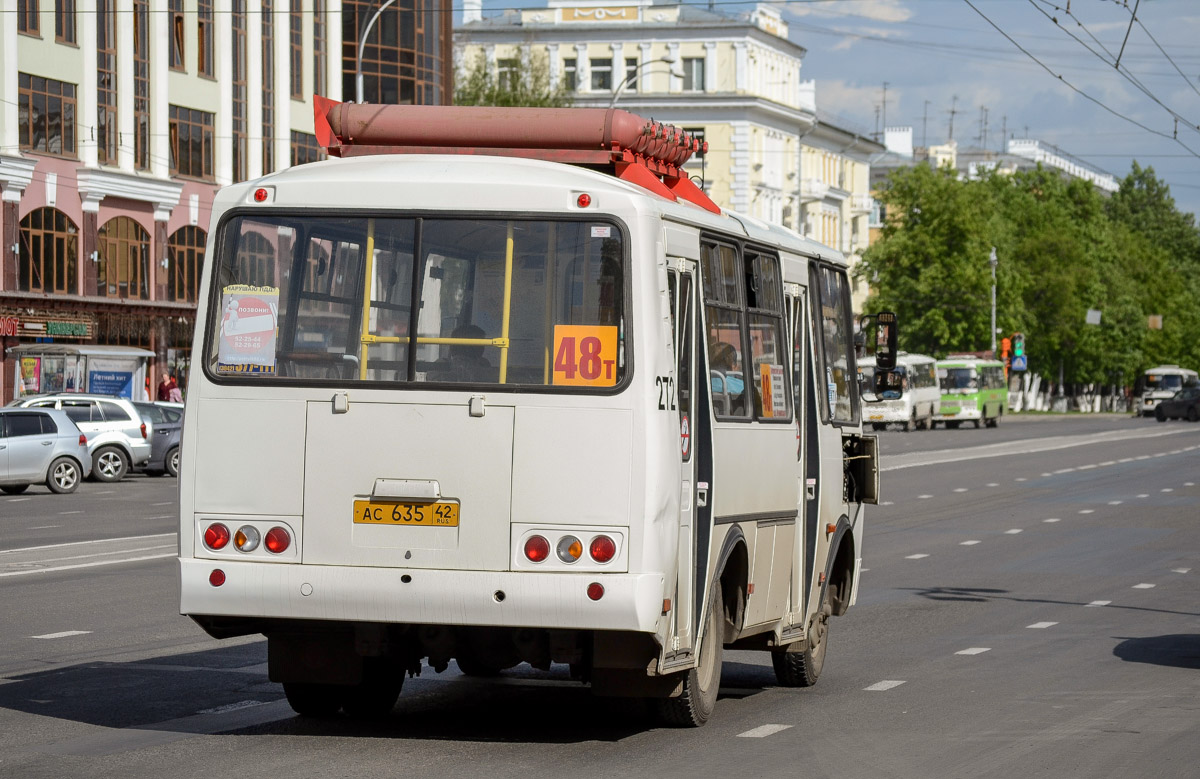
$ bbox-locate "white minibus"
[860,352,939,431]
[177,100,887,727]
[1138,365,1199,416]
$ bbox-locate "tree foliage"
[861,161,1200,385]
[454,50,573,107]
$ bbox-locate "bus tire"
[657,580,723,727]
[283,682,344,717]
[342,661,403,718]
[946,420,960,429]
[771,584,831,687]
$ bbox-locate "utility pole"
[989,247,998,356]
[922,100,931,148]
[1001,115,1007,152]
[881,82,889,135]
[947,95,959,142]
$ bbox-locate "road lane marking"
[1079,509,1095,514]
[1085,601,1111,607]
[1015,477,1027,482]
[0,533,175,555]
[960,540,981,546]
[918,494,933,499]
[905,554,929,559]
[31,630,92,639]
[864,680,906,691]
[1027,622,1058,629]
[1172,568,1191,574]
[1136,494,1149,498]
[153,502,174,506]
[58,511,83,515]
[1005,529,1023,534]
[1132,583,1156,589]
[197,700,267,715]
[27,525,60,530]
[987,483,1000,487]
[953,488,968,493]
[6,498,32,503]
[1161,488,1174,493]
[956,647,991,655]
[737,724,793,738]
[0,554,176,578]
[1108,501,1123,505]
[1043,518,1061,523]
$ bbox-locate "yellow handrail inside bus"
[499,222,514,383]
[358,218,377,380]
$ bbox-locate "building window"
[167,226,206,303]
[133,0,149,170]
[19,207,78,294]
[169,104,214,180]
[562,58,577,91]
[97,216,151,300]
[313,0,326,98]
[18,0,40,34]
[291,130,324,166]
[56,0,76,44]
[198,0,214,77]
[682,57,705,92]
[232,0,247,181]
[18,73,76,157]
[497,58,519,91]
[623,57,637,92]
[590,58,612,91]
[341,0,452,106]
[290,0,303,99]
[97,0,117,165]
[169,0,184,70]
[262,0,276,173]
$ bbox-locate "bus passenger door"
[786,288,810,635]
[669,262,699,654]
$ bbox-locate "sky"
[469,0,1200,219]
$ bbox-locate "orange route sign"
[552,325,619,387]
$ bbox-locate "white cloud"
[786,0,913,25]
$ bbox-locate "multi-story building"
[456,0,882,309]
[0,0,453,404]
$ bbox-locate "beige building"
[456,0,883,308]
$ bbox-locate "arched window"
[97,216,151,299]
[167,225,206,302]
[19,207,79,294]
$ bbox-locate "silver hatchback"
[0,408,93,494]
[8,394,152,482]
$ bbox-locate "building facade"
[456,0,882,308]
[0,0,453,404]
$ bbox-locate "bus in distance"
[933,355,1007,429]
[859,352,939,431]
[1138,365,1199,417]
[176,100,888,727]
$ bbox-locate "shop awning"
[5,344,156,358]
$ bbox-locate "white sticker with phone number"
[591,225,611,238]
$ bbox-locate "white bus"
[859,352,939,431]
[177,101,887,727]
[1138,365,1199,417]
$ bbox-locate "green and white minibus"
[933,355,1007,429]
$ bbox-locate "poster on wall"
[88,358,138,398]
[20,357,40,395]
[216,285,279,374]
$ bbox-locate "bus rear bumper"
[179,558,665,634]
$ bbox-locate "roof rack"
[312,96,720,214]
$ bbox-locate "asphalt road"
[1,413,1197,779]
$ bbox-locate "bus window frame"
[808,260,861,428]
[200,207,636,396]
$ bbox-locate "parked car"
[132,401,182,477]
[1155,386,1200,422]
[0,407,92,494]
[7,394,152,482]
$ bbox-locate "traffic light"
[1012,333,1025,358]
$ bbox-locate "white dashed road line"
[905,554,929,559]
[1005,529,1023,534]
[864,680,906,692]
[1079,509,1094,514]
[960,540,981,546]
[955,647,991,655]
[1172,568,1191,574]
[197,700,267,715]
[1085,601,1111,607]
[737,724,793,738]
[1027,622,1058,629]
[1133,583,1156,589]
[32,630,92,639]
[1043,518,1061,523]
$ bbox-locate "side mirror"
[873,368,903,400]
[858,311,899,370]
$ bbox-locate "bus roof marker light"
[253,187,271,203]
[577,193,592,208]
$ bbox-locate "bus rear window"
[206,216,626,389]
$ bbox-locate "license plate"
[869,414,884,420]
[353,500,460,527]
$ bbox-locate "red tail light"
[524,535,550,563]
[204,523,231,550]
[78,433,87,446]
[265,526,291,553]
[589,535,616,563]
[140,422,147,439]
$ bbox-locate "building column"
[547,43,560,89]
[153,207,170,301]
[79,0,99,168]
[2,194,20,291]
[703,42,717,93]
[215,0,233,186]
[733,41,747,93]
[667,42,680,93]
[574,44,589,93]
[117,0,135,171]
[151,0,170,179]
[248,0,264,180]
[82,196,101,297]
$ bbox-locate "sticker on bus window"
[760,363,788,418]
[552,325,618,387]
[216,285,279,374]
[591,225,612,239]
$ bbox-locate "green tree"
[454,50,573,107]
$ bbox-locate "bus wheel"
[771,585,831,687]
[946,421,960,429]
[973,418,983,429]
[283,683,344,717]
[658,580,723,727]
[986,415,1000,428]
[342,661,403,718]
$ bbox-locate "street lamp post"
[989,246,998,356]
[356,0,397,104]
[608,58,682,109]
